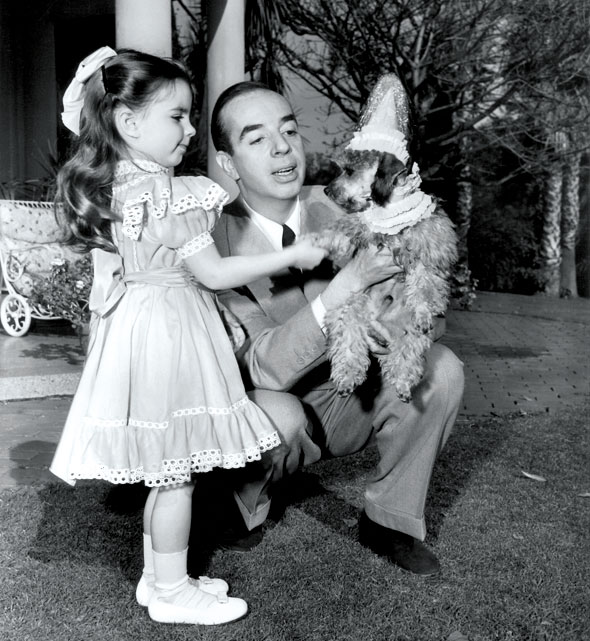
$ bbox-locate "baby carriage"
[0,199,84,337]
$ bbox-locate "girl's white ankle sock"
[153,547,190,591]
[142,533,155,580]
[135,533,157,606]
[137,541,230,607]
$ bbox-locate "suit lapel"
[225,200,309,324]
[226,205,274,257]
[223,191,339,324]
[300,189,339,302]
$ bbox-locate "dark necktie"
[282,224,296,248]
[281,224,303,289]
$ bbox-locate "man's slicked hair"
[211,81,274,154]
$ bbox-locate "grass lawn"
[1,403,588,641]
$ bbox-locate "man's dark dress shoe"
[217,523,264,551]
[358,512,440,576]
[191,476,266,552]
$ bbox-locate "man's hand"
[346,245,403,291]
[321,246,403,312]
[365,319,393,355]
[366,317,412,355]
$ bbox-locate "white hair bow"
[61,46,117,135]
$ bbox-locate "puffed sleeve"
[118,174,229,254]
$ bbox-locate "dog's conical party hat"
[346,74,410,163]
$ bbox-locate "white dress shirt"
[240,197,327,333]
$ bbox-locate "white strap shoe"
[136,574,229,607]
[147,578,247,625]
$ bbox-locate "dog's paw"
[302,232,331,252]
[412,304,433,333]
[302,231,352,261]
[334,371,363,396]
[334,374,357,396]
[332,367,368,396]
[336,385,354,398]
[421,322,434,335]
[395,382,413,403]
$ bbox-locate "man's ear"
[216,151,240,181]
[114,106,140,139]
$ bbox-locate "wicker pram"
[0,199,83,336]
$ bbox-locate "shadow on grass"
[426,416,511,541]
[25,415,508,584]
[27,480,223,586]
[265,414,511,547]
[28,483,146,582]
[7,405,587,641]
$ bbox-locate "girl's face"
[130,79,196,168]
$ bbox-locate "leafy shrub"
[29,255,93,335]
[469,198,540,295]
[451,262,479,309]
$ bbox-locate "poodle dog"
[311,144,458,402]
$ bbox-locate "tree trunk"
[539,167,563,296]
[578,153,590,297]
[560,152,581,297]
[455,159,472,267]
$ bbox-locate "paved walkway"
[0,291,588,488]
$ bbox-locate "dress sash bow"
[89,249,192,318]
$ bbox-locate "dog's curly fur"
[310,149,458,402]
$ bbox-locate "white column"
[206,0,245,197]
[115,0,172,57]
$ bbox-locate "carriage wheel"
[0,294,32,337]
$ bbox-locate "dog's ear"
[371,152,407,206]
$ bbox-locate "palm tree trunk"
[559,152,581,297]
[455,159,472,266]
[539,167,563,296]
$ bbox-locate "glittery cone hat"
[346,73,410,163]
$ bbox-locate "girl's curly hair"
[56,49,191,252]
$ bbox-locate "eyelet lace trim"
[173,396,249,416]
[66,432,281,486]
[176,232,214,259]
[114,159,169,182]
[199,182,230,211]
[121,188,169,240]
[121,183,229,241]
[82,396,252,430]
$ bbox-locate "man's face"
[217,90,306,217]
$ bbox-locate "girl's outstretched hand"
[290,237,328,270]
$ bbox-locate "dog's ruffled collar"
[361,163,436,235]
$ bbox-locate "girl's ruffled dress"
[50,160,280,487]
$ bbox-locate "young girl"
[49,47,326,626]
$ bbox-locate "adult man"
[210,81,464,575]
